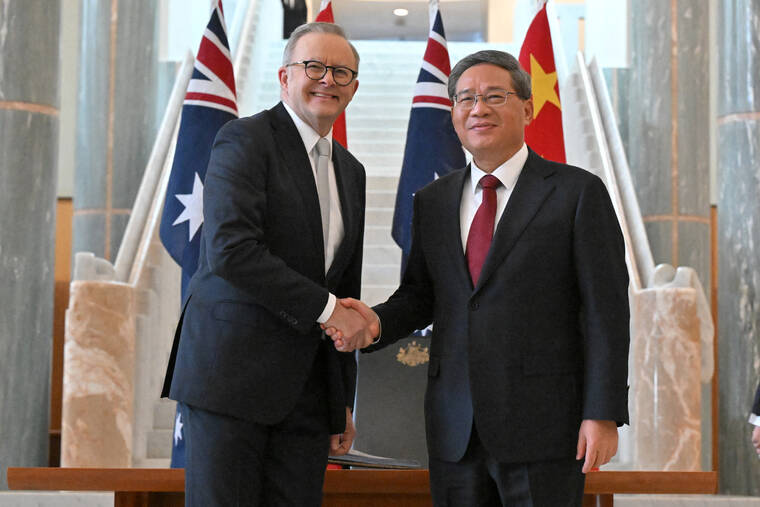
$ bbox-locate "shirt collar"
[469,143,528,194]
[282,101,333,158]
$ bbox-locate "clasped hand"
[321,298,380,352]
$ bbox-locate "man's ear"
[278,66,288,92]
[523,96,534,125]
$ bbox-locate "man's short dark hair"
[282,22,360,69]
[448,50,531,101]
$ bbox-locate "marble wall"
[607,0,713,471]
[0,0,60,490]
[716,2,760,494]
[73,1,175,263]
[613,0,711,294]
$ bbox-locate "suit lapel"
[269,103,325,266]
[473,151,556,294]
[439,169,472,290]
[326,142,358,283]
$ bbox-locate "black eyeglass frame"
[286,60,358,86]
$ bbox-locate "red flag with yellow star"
[519,2,565,163]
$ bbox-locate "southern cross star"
[173,172,204,241]
[173,411,184,446]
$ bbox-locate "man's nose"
[470,97,489,115]
[320,69,336,86]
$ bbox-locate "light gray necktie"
[315,138,331,257]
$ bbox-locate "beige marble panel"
[631,287,702,471]
[61,281,135,467]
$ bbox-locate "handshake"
[321,298,380,352]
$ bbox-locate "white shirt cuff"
[317,293,337,324]
[749,414,760,426]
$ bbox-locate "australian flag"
[159,0,237,468]
[392,0,465,275]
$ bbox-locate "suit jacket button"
[469,301,479,310]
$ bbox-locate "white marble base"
[0,492,112,507]
[615,495,760,506]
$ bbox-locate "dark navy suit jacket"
[162,102,365,434]
[367,149,630,464]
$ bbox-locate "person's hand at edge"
[329,407,355,456]
[576,419,618,474]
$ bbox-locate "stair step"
[366,190,397,208]
[366,176,399,191]
[366,207,394,224]
[364,225,393,245]
[363,264,401,285]
[364,244,402,265]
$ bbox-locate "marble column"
[606,0,713,469]
[73,0,175,263]
[612,0,711,295]
[61,281,135,467]
[0,0,60,490]
[716,1,760,496]
[630,288,702,470]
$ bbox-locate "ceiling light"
[393,8,409,17]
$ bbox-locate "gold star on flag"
[529,53,561,118]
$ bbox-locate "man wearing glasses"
[163,22,374,506]
[328,50,630,506]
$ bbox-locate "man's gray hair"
[282,22,360,68]
[448,50,531,100]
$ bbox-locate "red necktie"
[466,174,501,285]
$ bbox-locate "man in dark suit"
[328,50,630,506]
[162,22,375,506]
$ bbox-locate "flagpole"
[545,0,569,87]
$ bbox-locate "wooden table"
[7,467,717,507]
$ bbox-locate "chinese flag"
[518,2,565,163]
[315,0,348,148]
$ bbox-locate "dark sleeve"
[752,381,760,416]
[573,175,631,424]
[202,120,328,334]
[366,193,435,352]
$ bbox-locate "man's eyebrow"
[455,86,510,94]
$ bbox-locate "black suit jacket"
[162,102,365,433]
[368,149,630,464]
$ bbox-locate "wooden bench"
[7,467,717,507]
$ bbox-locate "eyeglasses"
[286,60,358,86]
[453,89,519,109]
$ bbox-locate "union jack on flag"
[158,0,237,469]
[392,0,465,275]
[160,0,238,300]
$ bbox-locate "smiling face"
[451,63,533,172]
[278,32,359,136]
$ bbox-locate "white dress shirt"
[460,143,529,250]
[282,103,344,323]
